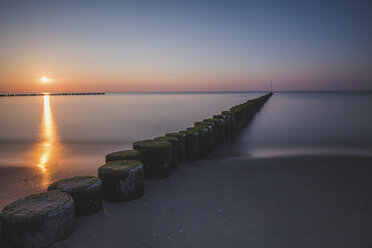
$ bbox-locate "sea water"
[0,92,371,208]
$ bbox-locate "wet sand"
[0,143,121,210]
[2,152,370,248]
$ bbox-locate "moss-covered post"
[241,103,249,126]
[221,111,236,137]
[0,191,75,248]
[47,176,102,217]
[194,121,214,152]
[247,102,255,123]
[205,117,225,143]
[244,102,256,125]
[247,100,258,115]
[221,113,231,139]
[187,126,208,158]
[203,118,220,145]
[240,103,249,126]
[155,136,179,170]
[179,130,199,162]
[230,105,244,132]
[105,149,141,163]
[98,160,144,201]
[165,132,186,164]
[133,139,172,178]
[213,114,230,141]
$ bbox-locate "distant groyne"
[0,92,273,247]
[0,92,105,97]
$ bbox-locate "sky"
[0,0,371,92]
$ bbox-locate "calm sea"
[0,92,371,208]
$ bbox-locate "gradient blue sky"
[0,0,371,92]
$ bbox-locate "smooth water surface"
[0,92,371,208]
[235,92,372,158]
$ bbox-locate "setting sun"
[41,77,48,83]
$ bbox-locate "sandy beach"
[2,143,370,248]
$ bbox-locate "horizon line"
[1,89,372,94]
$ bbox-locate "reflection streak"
[33,94,61,187]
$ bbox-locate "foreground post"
[98,160,144,202]
[179,130,199,162]
[133,139,172,178]
[0,191,75,248]
[47,176,103,217]
[155,136,179,170]
[187,126,209,158]
[194,121,214,152]
[165,132,186,164]
[105,149,142,163]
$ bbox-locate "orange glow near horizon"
[1,76,274,93]
[1,70,370,93]
[31,94,61,187]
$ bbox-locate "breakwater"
[0,92,105,97]
[0,92,272,247]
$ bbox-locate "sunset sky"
[0,0,371,92]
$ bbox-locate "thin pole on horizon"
[270,78,273,92]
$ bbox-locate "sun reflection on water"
[33,94,61,188]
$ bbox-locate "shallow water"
[0,91,371,208]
